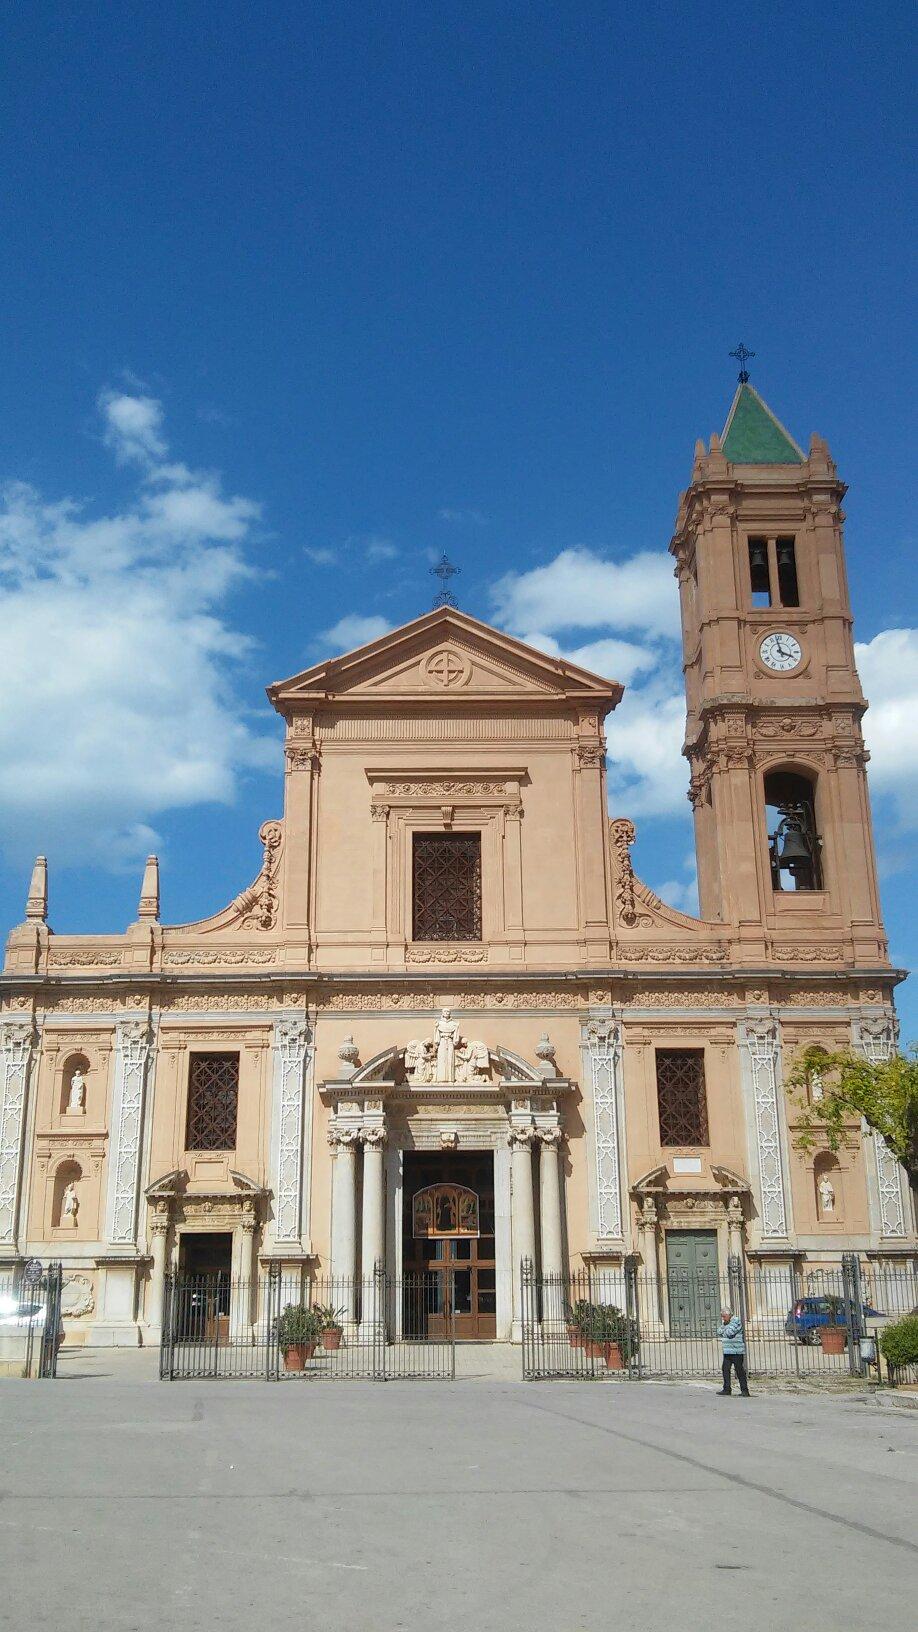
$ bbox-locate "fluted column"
[538,1127,566,1330]
[360,1127,387,1333]
[147,1212,169,1339]
[638,1196,662,1329]
[329,1128,359,1323]
[510,1128,537,1342]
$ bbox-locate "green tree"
[786,1044,918,1196]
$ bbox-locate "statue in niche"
[61,1181,79,1225]
[817,1174,836,1215]
[67,1068,86,1114]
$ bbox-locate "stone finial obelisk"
[137,855,160,921]
[25,855,48,923]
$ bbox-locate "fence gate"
[0,1260,63,1379]
[519,1256,895,1382]
[160,1264,456,1381]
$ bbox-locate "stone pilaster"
[104,1020,152,1247]
[738,1019,791,1241]
[0,1019,35,1252]
[270,1017,313,1247]
[852,1016,907,1239]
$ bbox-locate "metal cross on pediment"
[729,342,755,383]
[430,553,460,608]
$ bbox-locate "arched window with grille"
[765,769,822,892]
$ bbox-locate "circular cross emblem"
[423,647,471,688]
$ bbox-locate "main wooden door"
[402,1151,497,1340]
[666,1229,720,1336]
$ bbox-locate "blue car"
[785,1295,884,1343]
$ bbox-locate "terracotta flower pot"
[604,1341,624,1370]
[567,1325,582,1348]
[820,1326,847,1355]
[585,1339,605,1358]
[283,1342,316,1371]
[321,1327,343,1352]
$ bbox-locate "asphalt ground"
[1,1368,914,1631]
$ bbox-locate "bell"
[749,540,768,573]
[778,827,810,865]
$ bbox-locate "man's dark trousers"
[721,1354,750,1395]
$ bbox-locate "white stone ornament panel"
[0,1020,34,1247]
[107,1021,152,1245]
[740,1020,788,1238]
[853,1017,905,1238]
[272,1018,312,1242]
[584,1019,623,1240]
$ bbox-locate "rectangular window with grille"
[412,832,482,942]
[655,1048,709,1147]
[186,1053,240,1151]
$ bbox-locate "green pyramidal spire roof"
[721,382,804,465]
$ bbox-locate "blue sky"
[1,3,915,1032]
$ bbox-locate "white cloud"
[491,547,679,641]
[303,545,337,566]
[439,507,488,526]
[100,390,167,465]
[315,614,392,654]
[856,629,918,825]
[0,394,273,870]
[520,630,659,685]
[362,536,398,562]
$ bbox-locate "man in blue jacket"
[717,1307,750,1396]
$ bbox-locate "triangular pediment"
[268,609,622,713]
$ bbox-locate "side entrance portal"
[666,1229,720,1336]
[402,1151,497,1339]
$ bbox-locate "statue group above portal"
[405,1009,491,1085]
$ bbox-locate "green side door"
[666,1230,720,1335]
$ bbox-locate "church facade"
[1,382,913,1346]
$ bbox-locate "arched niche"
[52,1158,83,1230]
[813,1151,843,1223]
[765,767,823,892]
[61,1052,90,1117]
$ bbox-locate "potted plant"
[567,1299,591,1348]
[819,1297,848,1354]
[574,1301,606,1358]
[278,1304,323,1370]
[314,1303,346,1352]
[878,1313,918,1385]
[599,1304,638,1370]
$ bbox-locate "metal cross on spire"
[729,342,755,384]
[430,553,460,608]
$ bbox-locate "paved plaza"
[1,1359,915,1631]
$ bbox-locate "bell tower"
[670,367,888,968]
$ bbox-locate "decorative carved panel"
[412,833,482,942]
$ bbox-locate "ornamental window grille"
[186,1053,240,1151]
[655,1049,710,1147]
[412,832,482,942]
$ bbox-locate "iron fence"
[0,1260,63,1378]
[521,1255,917,1382]
[160,1264,455,1380]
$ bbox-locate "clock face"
[759,632,802,672]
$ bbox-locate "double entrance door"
[666,1229,720,1336]
[402,1151,497,1340]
